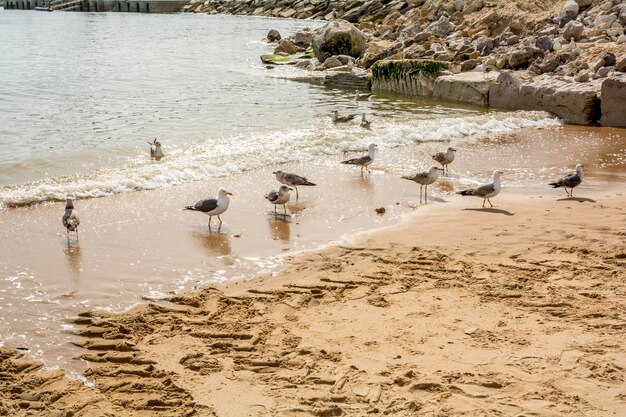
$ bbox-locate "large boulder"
[563,0,579,18]
[267,29,281,42]
[563,20,584,40]
[600,76,626,127]
[274,39,298,55]
[291,28,314,47]
[312,20,367,62]
[433,71,498,106]
[490,71,602,124]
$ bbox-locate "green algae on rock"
[260,54,297,65]
[372,60,449,82]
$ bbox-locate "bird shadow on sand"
[557,197,596,203]
[463,208,514,216]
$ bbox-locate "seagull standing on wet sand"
[148,139,164,160]
[341,143,378,175]
[273,170,316,200]
[185,188,232,230]
[62,198,80,241]
[360,113,371,130]
[332,109,356,123]
[457,170,503,208]
[265,185,292,216]
[402,166,443,202]
[355,90,373,101]
[432,147,456,175]
[549,164,584,197]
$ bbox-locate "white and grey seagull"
[432,147,456,175]
[355,90,373,101]
[62,198,80,241]
[148,138,164,160]
[185,188,232,230]
[265,185,292,216]
[549,164,584,197]
[402,166,443,202]
[360,113,371,130]
[457,170,503,208]
[273,170,316,200]
[332,109,356,123]
[341,143,378,175]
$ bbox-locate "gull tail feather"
[184,206,197,211]
[302,181,316,186]
[548,182,561,188]
[457,190,473,196]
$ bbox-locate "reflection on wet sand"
[191,231,232,256]
[285,200,309,215]
[62,243,82,298]
[267,218,291,242]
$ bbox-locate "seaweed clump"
[372,60,449,82]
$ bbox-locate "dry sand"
[1,183,624,416]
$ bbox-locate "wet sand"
[0,124,625,374]
[1,181,624,416]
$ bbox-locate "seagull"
[332,109,356,123]
[360,113,371,130]
[355,90,373,101]
[265,185,292,216]
[432,147,456,175]
[273,170,316,200]
[549,164,584,197]
[185,188,232,230]
[457,170,503,208]
[402,166,443,202]
[341,143,378,175]
[148,138,164,160]
[62,198,80,241]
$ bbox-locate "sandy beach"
[1,155,625,416]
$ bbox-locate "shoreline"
[1,184,625,416]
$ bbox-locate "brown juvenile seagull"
[549,164,584,197]
[457,170,503,208]
[273,170,316,200]
[432,146,456,175]
[331,109,356,123]
[62,198,80,241]
[402,166,443,202]
[360,113,371,130]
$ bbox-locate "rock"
[507,47,542,69]
[562,20,584,40]
[489,71,602,124]
[616,57,626,72]
[473,36,493,55]
[260,54,296,65]
[428,16,455,37]
[397,22,422,40]
[563,0,579,17]
[433,71,497,106]
[323,56,344,69]
[295,60,312,68]
[602,53,616,67]
[274,39,298,55]
[291,28,314,47]
[464,0,484,14]
[267,29,281,42]
[507,35,520,45]
[312,20,367,62]
[618,34,626,44]
[538,53,560,73]
[574,0,593,8]
[620,6,626,26]
[536,36,554,51]
[592,58,606,72]
[375,207,386,214]
[461,59,478,71]
[509,20,523,35]
[607,26,624,38]
[575,70,590,82]
[600,76,626,127]
[594,14,617,30]
[595,66,613,78]
[336,55,355,65]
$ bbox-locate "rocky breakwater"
[192,0,626,126]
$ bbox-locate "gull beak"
[288,188,294,191]
[226,192,233,196]
[272,171,277,174]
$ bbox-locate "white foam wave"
[0,110,560,209]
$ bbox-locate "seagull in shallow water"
[360,113,371,130]
[402,166,443,202]
[62,198,80,241]
[273,170,316,200]
[355,90,373,101]
[341,143,378,175]
[457,170,503,208]
[265,185,292,216]
[432,147,456,175]
[332,109,356,123]
[148,138,164,160]
[549,164,584,197]
[185,188,232,230]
